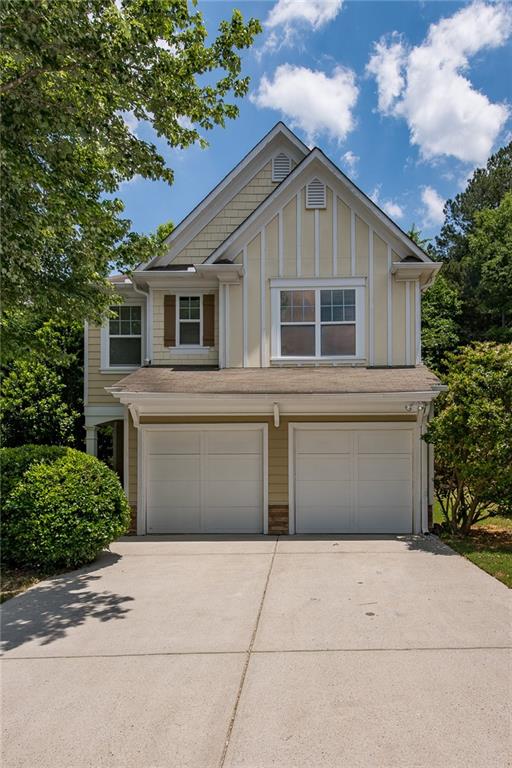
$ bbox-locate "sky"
[118,0,512,241]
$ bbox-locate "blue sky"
[118,1,512,241]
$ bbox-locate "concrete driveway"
[1,535,510,768]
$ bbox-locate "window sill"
[100,366,140,374]
[168,346,212,356]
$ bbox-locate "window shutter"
[306,178,326,208]
[272,152,291,182]
[164,294,176,347]
[203,294,215,348]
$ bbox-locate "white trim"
[387,244,393,366]
[405,281,412,366]
[147,287,153,362]
[288,421,419,535]
[243,245,248,367]
[332,191,338,277]
[368,227,374,366]
[168,346,211,356]
[350,209,356,276]
[415,280,421,364]
[219,285,225,368]
[314,208,320,277]
[123,409,129,498]
[139,423,268,536]
[278,209,284,277]
[85,405,125,420]
[175,293,202,348]
[296,191,302,277]
[225,284,230,367]
[270,283,366,361]
[83,322,89,406]
[260,228,267,367]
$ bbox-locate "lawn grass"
[433,504,512,588]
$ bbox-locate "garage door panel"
[148,431,200,455]
[355,507,411,534]
[206,430,261,454]
[205,481,261,508]
[149,455,200,483]
[296,506,352,533]
[296,455,351,482]
[357,481,412,507]
[296,430,351,455]
[357,430,411,454]
[202,506,261,533]
[147,506,201,534]
[296,481,351,507]
[358,456,411,482]
[205,455,261,483]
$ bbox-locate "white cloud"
[366,36,405,115]
[370,185,404,220]
[251,64,358,144]
[421,186,445,226]
[366,2,512,164]
[340,150,359,177]
[121,111,139,136]
[267,0,343,31]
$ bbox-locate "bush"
[1,446,130,569]
[425,343,512,535]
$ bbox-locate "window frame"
[101,299,145,372]
[176,294,203,348]
[270,278,366,361]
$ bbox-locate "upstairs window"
[178,296,201,345]
[108,305,142,366]
[272,282,364,360]
[272,152,292,182]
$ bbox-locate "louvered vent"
[306,178,326,208]
[272,152,292,182]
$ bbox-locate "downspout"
[419,402,432,533]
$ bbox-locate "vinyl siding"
[86,325,125,405]
[172,162,277,265]
[152,289,219,365]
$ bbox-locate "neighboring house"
[84,122,443,536]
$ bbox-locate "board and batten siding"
[228,183,418,368]
[172,162,278,265]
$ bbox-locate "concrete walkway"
[1,535,510,768]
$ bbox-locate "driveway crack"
[218,537,279,767]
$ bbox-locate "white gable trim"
[146,123,308,269]
[205,149,433,266]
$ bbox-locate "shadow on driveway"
[0,552,134,653]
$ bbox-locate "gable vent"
[306,178,326,209]
[272,152,292,182]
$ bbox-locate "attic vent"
[272,152,292,182]
[306,178,326,209]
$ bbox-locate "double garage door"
[143,423,413,535]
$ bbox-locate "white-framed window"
[177,295,202,346]
[270,279,365,361]
[100,300,144,371]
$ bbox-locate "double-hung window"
[272,281,364,360]
[108,305,142,367]
[178,296,201,346]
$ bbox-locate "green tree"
[0,321,83,447]
[0,0,261,354]
[425,343,512,535]
[421,274,462,372]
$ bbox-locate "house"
[84,122,443,536]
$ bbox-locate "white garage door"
[144,426,265,534]
[293,425,413,534]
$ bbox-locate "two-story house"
[84,122,443,536]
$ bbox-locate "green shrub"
[1,446,130,569]
[0,444,67,505]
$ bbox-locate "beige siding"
[373,232,389,366]
[318,188,333,277]
[282,198,297,277]
[301,189,315,278]
[86,325,124,405]
[173,162,277,265]
[152,289,219,365]
[247,233,262,366]
[393,276,407,365]
[338,198,352,277]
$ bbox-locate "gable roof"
[205,147,433,265]
[145,122,309,270]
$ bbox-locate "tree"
[421,274,462,372]
[0,0,261,354]
[0,321,83,447]
[466,193,512,337]
[424,344,512,535]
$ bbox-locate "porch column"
[85,425,98,456]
